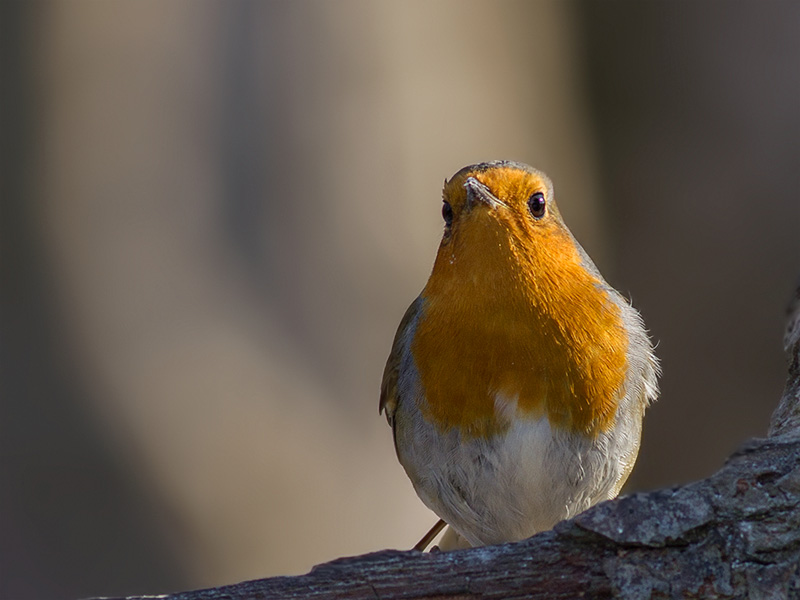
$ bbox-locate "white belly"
[394,393,643,547]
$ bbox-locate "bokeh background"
[2,1,799,598]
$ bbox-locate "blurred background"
[2,1,799,598]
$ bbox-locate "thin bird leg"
[412,518,447,552]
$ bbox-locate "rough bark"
[103,282,800,600]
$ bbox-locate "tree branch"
[103,280,800,600]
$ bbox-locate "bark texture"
[103,282,800,600]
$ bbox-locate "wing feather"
[379,297,421,427]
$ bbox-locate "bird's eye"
[527,192,546,218]
[442,201,454,226]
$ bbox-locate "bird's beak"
[464,177,505,211]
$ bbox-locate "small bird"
[380,161,659,550]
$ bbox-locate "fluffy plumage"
[381,161,659,548]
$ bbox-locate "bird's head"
[429,161,581,296]
[441,160,560,241]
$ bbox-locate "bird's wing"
[379,296,421,427]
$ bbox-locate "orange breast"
[411,214,628,439]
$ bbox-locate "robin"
[380,161,659,550]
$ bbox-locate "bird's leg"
[412,518,447,552]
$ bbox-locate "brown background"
[1,2,798,599]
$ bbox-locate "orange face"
[411,162,628,439]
